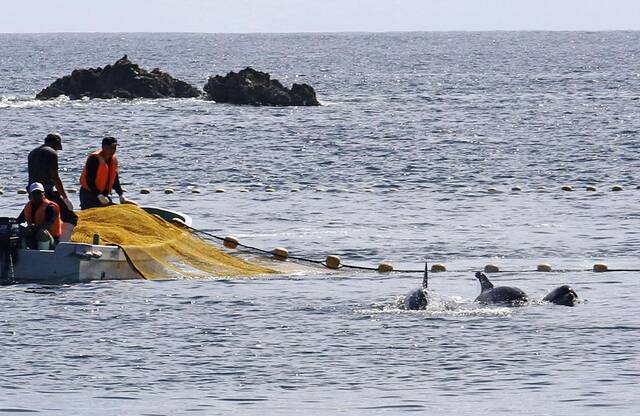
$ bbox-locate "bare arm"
[53,173,67,199]
[51,152,66,198]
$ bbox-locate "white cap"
[28,182,45,194]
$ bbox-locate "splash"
[0,95,70,109]
[358,293,514,318]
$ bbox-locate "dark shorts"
[46,191,78,226]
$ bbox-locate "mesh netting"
[71,204,278,279]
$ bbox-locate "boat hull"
[10,242,142,285]
[2,206,191,285]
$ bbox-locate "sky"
[1,0,639,33]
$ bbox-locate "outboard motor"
[0,217,20,285]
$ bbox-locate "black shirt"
[28,145,58,190]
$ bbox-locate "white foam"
[0,95,69,109]
[358,295,514,318]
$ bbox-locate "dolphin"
[474,272,528,305]
[404,264,430,310]
[542,284,578,306]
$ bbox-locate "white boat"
[0,206,192,285]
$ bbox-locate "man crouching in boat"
[79,136,136,210]
[16,182,62,250]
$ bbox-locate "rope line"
[184,225,422,272]
[179,224,640,275]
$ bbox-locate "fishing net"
[71,204,278,279]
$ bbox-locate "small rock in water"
[36,55,201,100]
[203,67,320,106]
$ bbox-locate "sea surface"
[1,32,639,415]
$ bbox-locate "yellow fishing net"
[71,204,278,279]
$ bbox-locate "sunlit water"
[1,32,639,415]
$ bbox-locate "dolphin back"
[404,287,428,310]
[543,285,578,306]
[475,286,528,305]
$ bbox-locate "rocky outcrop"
[36,55,201,100]
[203,67,320,106]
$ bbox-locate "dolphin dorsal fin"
[422,262,429,289]
[475,272,494,292]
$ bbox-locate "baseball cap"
[45,133,62,150]
[102,137,118,147]
[28,182,45,194]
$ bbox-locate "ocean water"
[1,32,639,415]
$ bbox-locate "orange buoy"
[272,247,289,260]
[223,236,239,249]
[484,264,500,273]
[325,255,341,269]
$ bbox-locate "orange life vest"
[23,197,62,239]
[80,150,119,194]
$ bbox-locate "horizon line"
[1,29,639,35]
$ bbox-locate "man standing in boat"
[27,133,78,242]
[79,136,134,210]
[17,182,62,250]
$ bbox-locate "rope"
[467,268,640,273]
[178,223,640,275]
[181,224,419,271]
[325,263,424,273]
[107,243,148,280]
[188,226,331,267]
